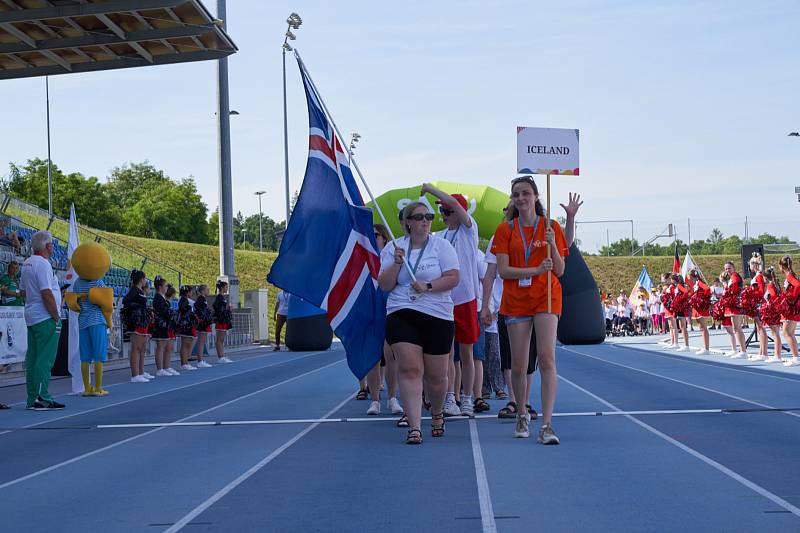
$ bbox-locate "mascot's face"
[71,242,111,281]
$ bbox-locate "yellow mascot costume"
[64,243,114,396]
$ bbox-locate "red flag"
[673,243,681,274]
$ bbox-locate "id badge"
[519,277,532,288]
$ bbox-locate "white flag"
[681,250,702,281]
[66,204,83,395]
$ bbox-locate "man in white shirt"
[22,231,65,410]
[423,183,480,416]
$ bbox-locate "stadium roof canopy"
[0,0,236,80]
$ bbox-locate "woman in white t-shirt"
[379,202,460,445]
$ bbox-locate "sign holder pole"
[546,173,552,313]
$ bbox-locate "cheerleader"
[165,284,178,366]
[151,276,178,376]
[672,274,691,351]
[779,256,799,366]
[213,280,234,364]
[659,273,678,348]
[177,285,198,371]
[722,261,748,358]
[742,254,767,361]
[688,269,711,354]
[715,272,738,356]
[761,267,784,363]
[193,285,213,368]
[122,270,152,383]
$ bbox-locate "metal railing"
[0,193,186,288]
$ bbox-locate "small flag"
[629,267,653,307]
[66,204,84,395]
[673,243,681,274]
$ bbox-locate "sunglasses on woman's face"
[439,206,454,216]
[408,213,435,222]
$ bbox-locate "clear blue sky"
[1,0,798,253]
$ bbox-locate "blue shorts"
[79,324,108,363]
[472,312,486,361]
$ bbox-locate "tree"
[106,161,170,209]
[121,178,209,243]
[207,209,219,245]
[708,228,724,244]
[5,159,121,231]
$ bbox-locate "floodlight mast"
[216,0,238,306]
[282,13,302,225]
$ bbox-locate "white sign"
[517,127,580,176]
[0,306,27,364]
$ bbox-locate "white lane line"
[93,408,754,429]
[559,374,800,518]
[0,350,332,438]
[3,345,288,408]
[612,343,800,383]
[562,347,800,421]
[0,358,345,491]
[165,393,353,533]
[469,419,497,533]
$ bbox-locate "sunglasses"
[438,206,454,216]
[408,213,435,222]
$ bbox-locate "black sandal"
[396,414,409,428]
[406,428,422,445]
[0,403,9,410]
[526,404,538,420]
[474,398,490,413]
[355,389,368,401]
[431,412,445,438]
[498,401,517,419]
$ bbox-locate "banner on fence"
[0,306,27,364]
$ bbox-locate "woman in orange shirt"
[491,176,567,445]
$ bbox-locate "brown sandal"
[406,428,422,445]
[431,412,445,437]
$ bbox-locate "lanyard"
[517,216,540,266]
[405,238,429,276]
[444,226,460,246]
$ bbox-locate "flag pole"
[546,174,552,313]
[294,49,417,281]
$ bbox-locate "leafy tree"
[5,159,121,231]
[122,178,208,243]
[106,161,169,209]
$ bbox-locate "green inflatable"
[367,181,510,239]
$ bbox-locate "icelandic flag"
[267,55,385,380]
[628,266,653,307]
[64,204,84,394]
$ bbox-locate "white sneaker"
[130,375,148,383]
[443,396,462,417]
[730,352,746,359]
[196,361,212,368]
[676,346,689,352]
[366,400,380,415]
[723,351,736,357]
[695,349,710,355]
[166,368,180,375]
[461,395,474,416]
[142,372,155,379]
[181,364,198,371]
[748,354,765,361]
[783,358,798,367]
[387,397,403,415]
[514,413,530,438]
[218,357,233,364]
[156,369,171,377]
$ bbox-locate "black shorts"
[498,314,537,375]
[386,309,454,355]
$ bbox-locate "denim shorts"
[504,315,534,327]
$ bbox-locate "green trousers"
[26,319,61,406]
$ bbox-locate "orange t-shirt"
[491,217,569,316]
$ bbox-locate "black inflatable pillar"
[557,244,606,345]
[285,295,333,352]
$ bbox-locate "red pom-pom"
[670,290,691,315]
[689,291,711,313]
[660,292,672,310]
[740,285,763,318]
[712,301,726,321]
[719,284,741,315]
[760,293,786,326]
